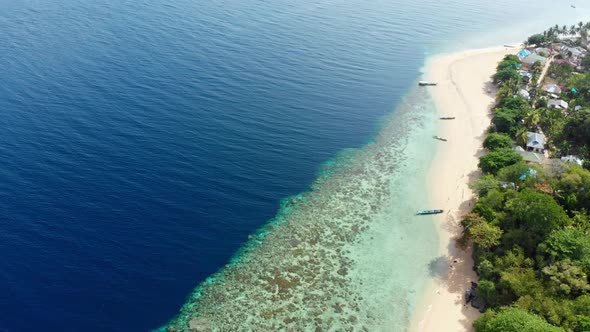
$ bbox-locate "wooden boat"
[439,117,456,120]
[433,135,448,142]
[416,209,444,215]
[419,81,437,86]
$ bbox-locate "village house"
[560,45,584,59]
[517,49,532,60]
[522,53,548,66]
[535,47,552,56]
[543,83,562,94]
[526,132,546,153]
[547,99,569,110]
[556,45,587,69]
[514,146,546,164]
[519,71,532,80]
[561,155,584,166]
[554,59,576,67]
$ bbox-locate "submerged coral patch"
[165,90,439,331]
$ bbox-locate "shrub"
[474,307,563,332]
[479,149,523,175]
[484,133,514,151]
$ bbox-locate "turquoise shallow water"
[165,88,439,331]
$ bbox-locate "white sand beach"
[410,45,521,332]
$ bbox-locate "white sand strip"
[409,45,520,332]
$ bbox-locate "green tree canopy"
[526,34,550,46]
[479,189,506,211]
[471,175,500,197]
[542,260,590,296]
[542,228,590,273]
[531,61,544,74]
[547,62,573,83]
[556,166,590,211]
[484,133,514,151]
[479,149,523,175]
[492,108,524,136]
[494,68,521,85]
[503,54,521,63]
[574,295,590,330]
[497,55,523,71]
[499,266,543,299]
[561,110,590,155]
[497,163,543,188]
[497,96,530,111]
[506,190,570,244]
[469,221,503,250]
[477,279,498,306]
[474,308,564,332]
[568,74,590,106]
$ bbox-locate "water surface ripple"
[1,0,589,331]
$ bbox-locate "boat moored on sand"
[418,81,437,86]
[416,209,444,215]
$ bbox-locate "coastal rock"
[470,297,487,313]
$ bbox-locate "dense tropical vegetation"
[466,26,590,332]
[492,55,590,162]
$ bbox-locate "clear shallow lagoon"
[165,90,440,331]
[1,1,589,331]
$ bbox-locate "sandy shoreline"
[409,45,520,332]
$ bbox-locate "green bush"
[492,108,524,136]
[494,68,521,85]
[477,279,498,305]
[526,34,550,46]
[474,307,564,332]
[484,133,514,151]
[479,149,523,175]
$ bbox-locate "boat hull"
[416,209,444,215]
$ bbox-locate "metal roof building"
[526,132,546,152]
[522,53,548,65]
[547,99,569,110]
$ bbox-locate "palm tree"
[563,25,569,34]
[531,61,543,74]
[529,82,541,101]
[578,21,584,30]
[524,109,541,129]
[504,78,520,95]
[515,128,529,146]
[582,22,590,40]
[538,107,563,132]
[570,25,577,36]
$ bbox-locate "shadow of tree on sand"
[428,255,451,279]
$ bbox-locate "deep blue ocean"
[1,1,589,331]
